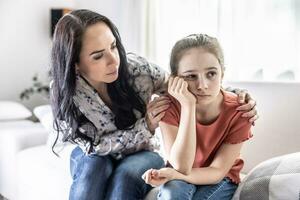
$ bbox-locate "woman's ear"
[75,64,80,74]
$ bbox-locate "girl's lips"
[196,94,210,97]
[196,94,211,99]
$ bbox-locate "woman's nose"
[107,51,118,66]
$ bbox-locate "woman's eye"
[111,43,117,50]
[93,54,103,60]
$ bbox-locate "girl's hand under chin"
[168,76,196,107]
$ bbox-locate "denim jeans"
[157,178,238,200]
[69,146,164,200]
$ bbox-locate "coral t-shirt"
[161,90,252,183]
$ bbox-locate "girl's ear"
[221,66,225,79]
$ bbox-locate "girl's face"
[77,22,120,85]
[177,47,223,105]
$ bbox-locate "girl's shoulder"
[222,90,240,109]
[220,90,244,120]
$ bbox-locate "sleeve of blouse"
[91,118,154,158]
[127,53,168,96]
[223,113,253,144]
[148,61,168,94]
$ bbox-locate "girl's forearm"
[169,104,196,174]
[174,167,225,185]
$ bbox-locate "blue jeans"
[157,178,238,200]
[69,146,164,200]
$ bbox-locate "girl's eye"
[184,74,197,80]
[207,71,217,78]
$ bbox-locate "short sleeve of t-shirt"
[161,99,180,127]
[223,114,253,144]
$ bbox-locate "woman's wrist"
[145,116,156,134]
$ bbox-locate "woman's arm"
[75,117,154,159]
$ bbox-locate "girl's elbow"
[213,169,228,183]
[172,163,192,175]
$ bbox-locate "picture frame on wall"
[50,8,72,37]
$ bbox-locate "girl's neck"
[196,92,223,125]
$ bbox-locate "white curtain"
[144,0,300,82]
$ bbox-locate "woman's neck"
[196,92,223,125]
[88,80,112,108]
[80,75,113,108]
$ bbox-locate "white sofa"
[0,120,48,200]
[1,82,300,200]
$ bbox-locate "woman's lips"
[107,70,117,76]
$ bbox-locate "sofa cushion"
[0,122,48,200]
[17,145,75,200]
[232,152,300,200]
[33,104,68,152]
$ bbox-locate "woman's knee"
[111,151,164,186]
[70,147,113,181]
[118,151,164,175]
[82,154,113,179]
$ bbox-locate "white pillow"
[33,105,54,133]
[33,105,67,151]
[0,101,32,121]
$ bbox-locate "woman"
[50,10,257,200]
[143,34,253,200]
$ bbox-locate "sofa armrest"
[0,122,49,200]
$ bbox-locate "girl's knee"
[158,180,195,200]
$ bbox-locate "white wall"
[0,0,144,110]
[225,82,300,172]
[74,0,145,55]
[0,0,75,110]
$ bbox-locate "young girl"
[142,34,253,200]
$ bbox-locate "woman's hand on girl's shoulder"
[235,89,259,124]
[146,95,171,133]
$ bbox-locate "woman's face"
[177,47,223,105]
[77,22,120,85]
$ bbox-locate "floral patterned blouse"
[72,53,167,159]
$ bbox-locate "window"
[144,0,300,82]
